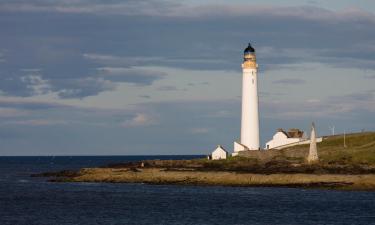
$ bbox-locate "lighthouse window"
[252,79,254,84]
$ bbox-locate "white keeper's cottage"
[265,128,307,149]
[211,145,228,160]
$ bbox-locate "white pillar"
[241,66,260,150]
[233,43,260,155]
[307,122,319,163]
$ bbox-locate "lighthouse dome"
[243,43,256,66]
[244,43,255,54]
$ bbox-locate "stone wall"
[237,147,309,163]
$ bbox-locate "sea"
[0,156,375,225]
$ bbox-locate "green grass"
[284,132,375,165]
[174,132,375,171]
[202,156,259,168]
[202,132,375,172]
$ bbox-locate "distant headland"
[37,132,375,191]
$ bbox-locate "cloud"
[0,0,182,16]
[1,1,374,25]
[138,95,151,99]
[156,85,187,91]
[262,100,339,119]
[259,91,285,98]
[52,77,115,99]
[121,113,158,127]
[273,78,306,85]
[1,119,68,126]
[0,2,375,101]
[0,107,28,117]
[157,86,178,91]
[73,6,374,72]
[0,59,163,99]
[0,92,373,155]
[0,51,5,63]
[0,50,112,98]
[0,70,50,97]
[328,90,375,104]
[0,50,168,99]
[0,99,69,110]
[84,53,231,71]
[306,99,320,103]
[187,82,210,87]
[203,110,234,118]
[21,74,50,95]
[96,67,166,85]
[261,90,375,120]
[190,127,209,134]
[82,53,164,67]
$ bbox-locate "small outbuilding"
[211,145,228,160]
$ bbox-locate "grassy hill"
[316,132,375,165]
[236,132,375,164]
[199,131,375,173]
[95,132,375,174]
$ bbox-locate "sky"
[0,0,374,156]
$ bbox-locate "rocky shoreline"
[35,160,375,191]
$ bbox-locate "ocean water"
[0,156,375,225]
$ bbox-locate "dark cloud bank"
[0,1,374,98]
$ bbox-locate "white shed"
[211,145,228,160]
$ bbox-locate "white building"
[265,128,306,149]
[233,43,260,155]
[211,145,228,160]
[265,128,322,150]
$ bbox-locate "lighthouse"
[233,43,260,154]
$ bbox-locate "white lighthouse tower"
[233,43,260,155]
